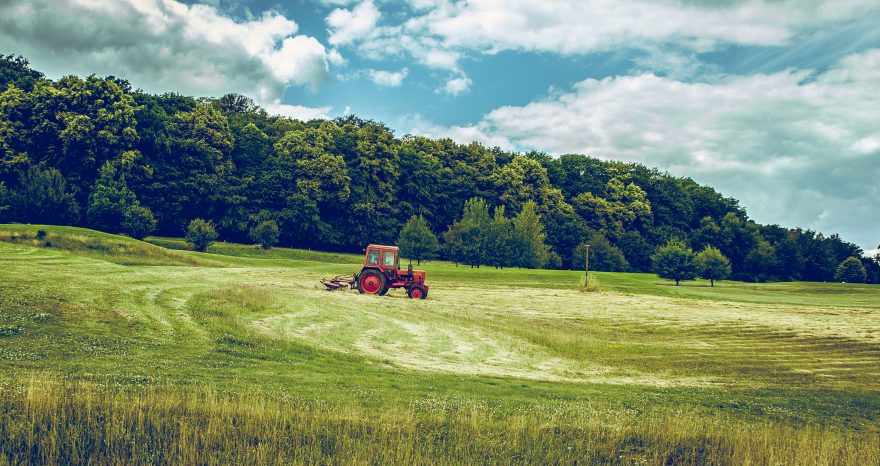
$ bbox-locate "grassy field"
[0,225,878,464]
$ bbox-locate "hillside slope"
[0,226,878,463]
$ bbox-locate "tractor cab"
[356,244,428,299]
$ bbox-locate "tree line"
[1,54,877,283]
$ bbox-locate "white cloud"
[264,101,332,121]
[440,75,472,95]
[326,0,381,46]
[331,1,880,73]
[418,0,879,54]
[368,67,409,87]
[0,0,334,104]
[410,49,880,250]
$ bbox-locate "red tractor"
[355,244,429,299]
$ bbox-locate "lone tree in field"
[651,240,697,286]
[695,246,732,287]
[398,215,439,265]
[250,220,280,250]
[186,218,218,252]
[835,256,867,283]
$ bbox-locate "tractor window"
[383,250,396,267]
[366,249,380,265]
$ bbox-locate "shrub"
[249,220,280,250]
[122,205,157,240]
[835,257,867,283]
[186,218,218,252]
[573,235,629,272]
[35,229,47,240]
[544,251,563,270]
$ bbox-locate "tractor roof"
[367,244,398,251]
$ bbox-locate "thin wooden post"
[584,244,590,283]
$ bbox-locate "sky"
[1,0,878,254]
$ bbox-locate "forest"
[1,54,877,283]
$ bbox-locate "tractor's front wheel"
[357,270,386,295]
[407,285,427,299]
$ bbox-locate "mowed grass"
[0,224,878,464]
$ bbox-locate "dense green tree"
[695,246,732,287]
[617,230,652,272]
[0,55,868,283]
[692,217,721,251]
[87,160,138,232]
[718,212,759,273]
[573,235,629,272]
[444,197,491,267]
[0,55,45,92]
[485,206,516,269]
[544,251,562,270]
[651,240,697,286]
[8,166,79,224]
[121,205,157,240]
[142,103,234,233]
[742,238,776,282]
[0,181,8,221]
[513,201,549,269]
[274,123,350,203]
[28,76,140,204]
[835,257,867,283]
[186,218,218,252]
[572,177,651,240]
[398,215,440,265]
[542,209,591,269]
[249,220,280,250]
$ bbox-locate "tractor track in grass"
[2,238,879,390]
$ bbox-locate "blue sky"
[1,0,878,253]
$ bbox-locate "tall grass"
[1,379,876,465]
[579,273,602,292]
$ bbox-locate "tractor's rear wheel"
[407,285,427,299]
[358,270,386,295]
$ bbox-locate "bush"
[543,251,563,270]
[9,166,79,224]
[122,205,157,240]
[573,235,629,272]
[35,229,47,240]
[835,257,867,283]
[186,218,218,252]
[249,220,280,250]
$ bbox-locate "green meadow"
[0,224,878,464]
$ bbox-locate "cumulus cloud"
[439,75,472,96]
[326,0,381,46]
[367,67,409,87]
[0,0,333,115]
[410,49,880,250]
